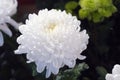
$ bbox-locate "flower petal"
[14,45,27,54]
[105,74,114,80]
[64,58,76,68]
[114,75,120,80]
[36,61,46,73]
[0,23,12,37]
[112,64,120,75]
[4,16,19,29]
[0,32,4,46]
[50,63,59,75]
[46,66,51,78]
[78,55,86,60]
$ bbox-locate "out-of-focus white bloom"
[15,9,89,78]
[0,0,17,16]
[106,64,120,80]
[0,0,19,46]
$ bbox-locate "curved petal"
[36,61,46,73]
[4,16,19,29]
[0,23,12,37]
[105,74,114,80]
[64,58,76,68]
[51,66,59,75]
[114,75,120,80]
[0,32,4,46]
[112,64,120,75]
[8,0,18,16]
[14,45,27,54]
[78,55,86,60]
[46,65,52,78]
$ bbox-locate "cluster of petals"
[15,9,89,78]
[106,64,120,80]
[0,0,19,46]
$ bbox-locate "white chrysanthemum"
[0,0,17,16]
[0,0,19,46]
[106,64,120,80]
[15,9,89,78]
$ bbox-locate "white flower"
[0,0,17,16]
[0,0,19,46]
[106,64,120,80]
[15,9,89,78]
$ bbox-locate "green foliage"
[79,0,117,23]
[65,1,78,13]
[28,62,89,80]
[79,9,89,19]
[65,0,117,23]
[56,63,89,80]
[96,66,107,80]
[65,1,78,10]
[30,63,38,76]
[29,63,89,80]
[30,63,47,80]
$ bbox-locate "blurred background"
[0,0,120,80]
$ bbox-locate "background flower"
[106,64,120,80]
[65,0,117,23]
[0,0,17,16]
[0,0,19,46]
[15,9,89,78]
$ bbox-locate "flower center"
[48,24,56,31]
[45,23,56,33]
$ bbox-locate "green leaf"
[111,5,117,13]
[29,63,38,76]
[96,66,107,77]
[100,0,112,7]
[65,1,78,10]
[98,8,112,17]
[56,63,89,80]
[66,9,73,14]
[79,0,96,11]
[92,12,103,23]
[79,9,88,19]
